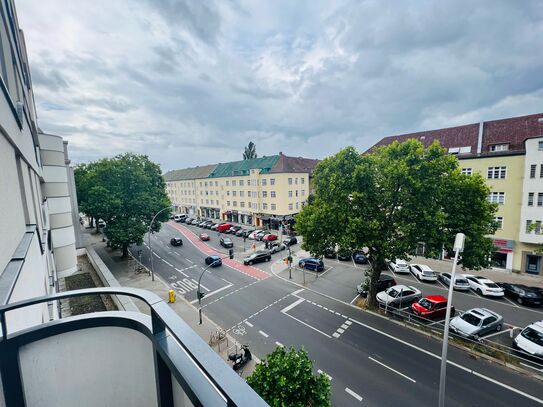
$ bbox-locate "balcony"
[0,287,268,407]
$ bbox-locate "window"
[490,144,509,152]
[295,202,299,210]
[530,165,537,178]
[204,182,208,187]
[301,178,305,184]
[262,179,267,186]
[295,178,298,185]
[262,191,267,198]
[232,191,237,197]
[295,190,299,197]
[301,190,305,196]
[232,180,236,187]
[528,193,534,206]
[288,178,293,185]
[215,181,218,186]
[227,191,230,196]
[216,200,219,205]
[270,178,275,185]
[233,201,237,207]
[226,181,230,186]
[526,220,532,233]
[271,204,276,210]
[288,203,293,210]
[240,202,245,208]
[200,182,203,187]
[539,141,543,151]
[240,191,244,197]
[271,191,276,198]
[540,165,543,178]
[288,191,293,198]
[494,216,503,230]
[488,192,505,204]
[538,193,543,207]
[226,201,230,206]
[461,168,472,176]
[263,203,268,210]
[536,221,542,235]
[239,180,244,186]
[487,166,506,179]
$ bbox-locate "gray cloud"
[30,66,68,91]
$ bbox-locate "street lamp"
[438,232,465,407]
[148,205,173,281]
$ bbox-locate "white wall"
[519,137,543,244]
[19,326,158,407]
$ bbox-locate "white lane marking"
[345,320,352,326]
[189,284,233,304]
[483,328,511,339]
[504,297,521,308]
[175,267,189,277]
[153,252,160,258]
[348,318,543,404]
[185,258,194,264]
[280,298,305,313]
[341,324,348,329]
[281,311,332,338]
[345,387,363,402]
[337,328,345,334]
[199,281,210,292]
[259,330,269,338]
[276,341,284,347]
[291,288,305,296]
[350,295,360,304]
[317,369,332,380]
[332,332,340,338]
[245,321,254,327]
[368,356,417,383]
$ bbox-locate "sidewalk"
[79,224,258,378]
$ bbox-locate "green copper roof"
[208,156,280,178]
[163,164,217,181]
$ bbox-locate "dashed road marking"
[368,356,416,383]
[202,280,260,308]
[245,321,254,327]
[227,292,293,332]
[345,388,363,402]
[332,332,340,338]
[185,258,194,263]
[276,341,284,347]
[259,330,269,338]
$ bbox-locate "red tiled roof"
[269,153,319,173]
[369,112,543,156]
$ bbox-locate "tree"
[296,140,497,306]
[74,153,171,257]
[247,346,330,407]
[243,141,257,160]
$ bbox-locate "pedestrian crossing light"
[229,248,234,259]
[197,290,205,300]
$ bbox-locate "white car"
[376,284,421,308]
[410,264,438,282]
[513,321,543,360]
[388,259,410,273]
[437,272,470,290]
[248,230,262,240]
[463,275,504,297]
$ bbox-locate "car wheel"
[300,262,305,268]
[473,334,480,341]
[249,261,253,265]
[265,257,270,262]
[496,324,502,332]
[476,288,482,295]
[517,297,523,305]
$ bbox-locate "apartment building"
[0,0,77,331]
[164,153,319,229]
[371,112,543,274]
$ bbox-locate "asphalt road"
[132,221,543,406]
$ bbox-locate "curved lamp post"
[148,205,173,281]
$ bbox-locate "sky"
[16,0,543,171]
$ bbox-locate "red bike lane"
[167,221,270,281]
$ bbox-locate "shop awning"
[223,211,232,215]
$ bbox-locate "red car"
[262,234,278,242]
[411,295,454,319]
[199,233,210,241]
[217,223,232,232]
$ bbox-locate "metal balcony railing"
[0,287,269,407]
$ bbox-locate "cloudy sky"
[17,0,543,171]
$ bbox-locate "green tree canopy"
[74,153,171,257]
[247,346,330,407]
[243,141,258,160]
[296,140,497,306]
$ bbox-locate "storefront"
[522,252,542,275]
[492,238,514,270]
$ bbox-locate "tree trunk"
[367,255,386,308]
[122,244,128,258]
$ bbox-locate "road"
[130,221,543,406]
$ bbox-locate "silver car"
[269,242,286,254]
[376,284,421,308]
[438,272,470,290]
[449,308,503,340]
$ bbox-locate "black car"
[283,236,298,246]
[241,229,255,238]
[170,237,183,247]
[324,247,337,259]
[356,274,396,297]
[337,249,351,261]
[497,283,543,306]
[220,237,234,248]
[243,251,271,265]
[229,226,242,234]
[353,252,368,264]
[235,228,246,237]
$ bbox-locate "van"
[217,223,233,232]
[174,214,187,222]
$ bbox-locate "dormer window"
[489,144,509,152]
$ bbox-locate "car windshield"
[460,313,482,326]
[521,327,543,346]
[387,288,399,298]
[455,278,468,284]
[484,282,499,288]
[418,298,433,309]
[422,270,434,276]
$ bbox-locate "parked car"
[191,219,200,225]
[173,214,187,222]
[438,273,470,290]
[388,259,410,273]
[248,230,262,240]
[241,229,254,238]
[220,237,233,248]
[217,223,232,232]
[199,233,210,241]
[198,220,208,227]
[497,283,543,306]
[376,284,421,308]
[205,255,222,267]
[449,308,503,340]
[463,275,504,297]
[513,320,543,361]
[269,242,287,254]
[262,234,278,242]
[324,247,337,259]
[298,257,325,272]
[235,228,246,237]
[210,223,219,231]
[185,217,193,224]
[170,237,183,247]
[97,219,106,228]
[203,220,214,228]
[283,236,298,246]
[411,295,454,319]
[356,274,396,297]
[410,264,438,282]
[228,226,242,234]
[353,252,368,264]
[255,231,270,241]
[337,249,352,261]
[243,251,271,265]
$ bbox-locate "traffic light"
[287,255,293,263]
[229,248,234,259]
[197,290,205,300]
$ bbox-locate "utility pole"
[148,205,173,281]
